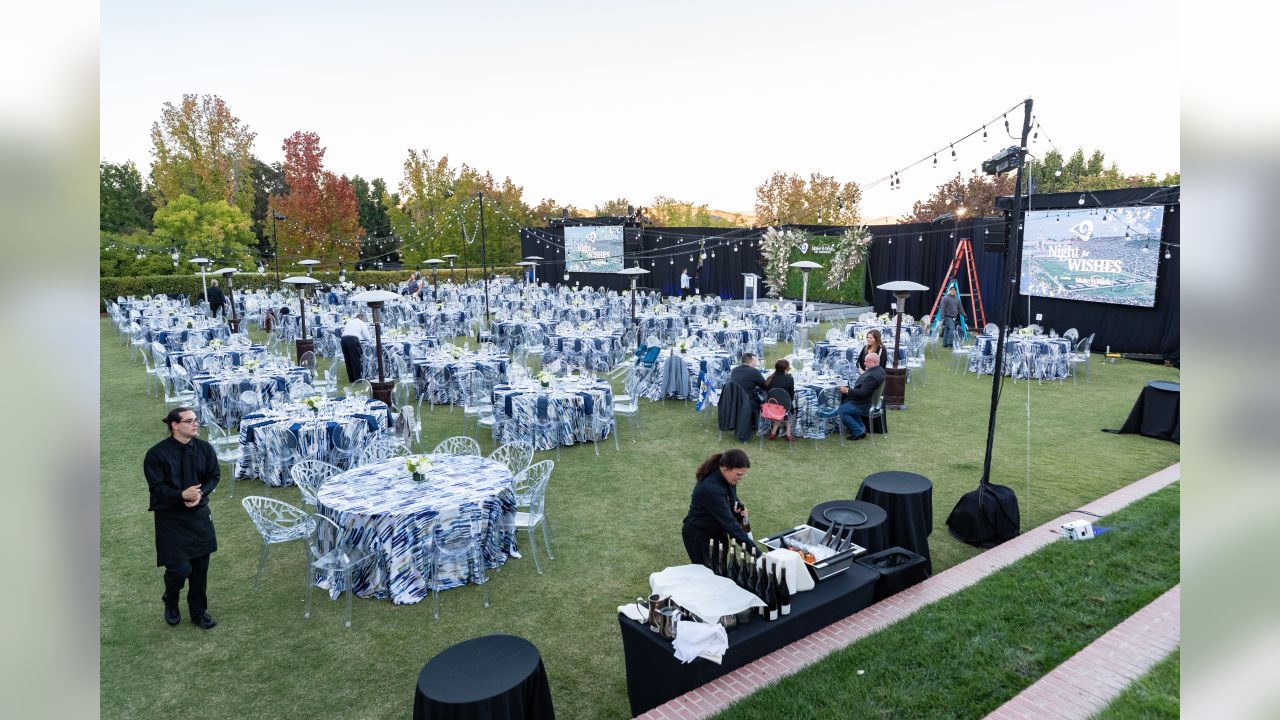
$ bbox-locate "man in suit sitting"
[837,352,885,441]
[728,352,768,408]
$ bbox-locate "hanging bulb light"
[918,235,924,242]
[932,154,938,168]
[563,273,569,281]
[1078,194,1085,206]
[710,250,716,258]
[982,126,988,141]
[669,258,674,265]
[1164,248,1172,259]
[1054,169,1062,177]
[1124,231,1131,239]
[950,144,957,161]
[1003,114,1010,134]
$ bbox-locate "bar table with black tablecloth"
[855,471,934,574]
[413,634,554,720]
[806,500,889,555]
[1114,380,1180,443]
[618,563,878,717]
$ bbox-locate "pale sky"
[100,0,1179,220]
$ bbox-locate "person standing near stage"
[340,312,372,382]
[144,407,220,629]
[679,268,691,297]
[940,285,965,348]
[206,279,225,318]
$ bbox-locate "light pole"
[283,275,321,361]
[618,265,650,347]
[349,289,401,407]
[876,280,929,410]
[216,268,241,333]
[789,260,822,360]
[271,212,287,291]
[476,190,491,343]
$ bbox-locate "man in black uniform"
[144,407,220,629]
[206,279,226,318]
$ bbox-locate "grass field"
[99,317,1179,719]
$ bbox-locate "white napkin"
[672,618,728,664]
[617,603,648,623]
[764,549,816,594]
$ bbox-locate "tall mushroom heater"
[282,276,320,361]
[618,266,650,347]
[876,280,929,410]
[190,257,211,312]
[524,255,544,286]
[217,268,242,334]
[348,289,400,407]
[422,258,444,301]
[789,260,822,362]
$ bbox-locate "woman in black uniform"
[681,449,758,565]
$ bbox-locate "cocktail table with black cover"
[413,634,554,720]
[1115,380,1180,443]
[805,500,889,554]
[618,563,879,716]
[855,471,934,574]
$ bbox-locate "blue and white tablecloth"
[491,381,614,451]
[638,349,733,401]
[316,455,517,604]
[413,352,510,405]
[845,321,922,341]
[168,344,266,372]
[542,332,621,372]
[690,325,763,361]
[235,398,393,485]
[190,367,312,427]
[968,335,1072,379]
[148,323,231,347]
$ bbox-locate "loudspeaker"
[946,483,1021,548]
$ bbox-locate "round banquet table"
[805,500,889,554]
[1114,380,1180,443]
[855,471,934,574]
[317,455,516,605]
[413,634,554,720]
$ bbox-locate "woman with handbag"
[763,359,795,441]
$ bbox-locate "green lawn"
[714,483,1180,719]
[1094,649,1180,720]
[99,317,1179,719]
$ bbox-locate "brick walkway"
[984,586,1180,720]
[636,463,1180,719]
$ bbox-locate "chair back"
[291,460,341,506]
[765,387,793,416]
[487,442,534,476]
[347,378,372,399]
[241,496,312,540]
[432,435,481,456]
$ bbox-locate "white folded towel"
[672,619,728,664]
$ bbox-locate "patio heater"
[297,259,321,277]
[348,289,401,407]
[441,254,458,288]
[282,275,321,361]
[422,258,444,301]
[789,260,822,361]
[523,255,544,286]
[618,266,650,347]
[190,257,212,312]
[876,280,929,410]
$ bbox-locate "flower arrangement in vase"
[537,371,552,388]
[405,455,433,482]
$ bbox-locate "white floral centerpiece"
[405,455,433,482]
[878,313,890,323]
[538,370,552,388]
[209,339,223,348]
[677,340,689,354]
[244,359,259,371]
[303,395,324,414]
[721,316,731,328]
[186,320,194,329]
[449,344,463,359]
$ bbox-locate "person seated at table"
[764,359,796,441]
[340,312,372,382]
[681,449,758,566]
[728,353,767,406]
[857,329,887,371]
[837,352,885,441]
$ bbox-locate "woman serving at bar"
[681,449,759,565]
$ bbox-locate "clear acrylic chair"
[432,435,481,456]
[304,514,375,628]
[290,459,341,507]
[512,460,555,574]
[487,442,534,476]
[240,496,315,589]
[355,437,409,466]
[427,514,490,620]
[814,386,847,448]
[346,378,372,400]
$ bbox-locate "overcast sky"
[100,0,1179,220]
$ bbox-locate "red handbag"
[760,398,787,421]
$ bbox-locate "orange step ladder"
[927,238,986,332]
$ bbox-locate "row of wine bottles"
[706,538,792,621]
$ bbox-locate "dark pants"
[340,335,363,382]
[681,522,724,566]
[163,554,210,616]
[210,303,224,318]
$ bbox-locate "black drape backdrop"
[520,185,1178,359]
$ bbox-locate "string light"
[950,145,957,161]
[1078,194,1085,205]
[982,126,988,141]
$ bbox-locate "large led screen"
[1019,206,1164,307]
[565,225,624,273]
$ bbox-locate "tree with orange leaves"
[268,131,364,268]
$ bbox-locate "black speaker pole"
[979,98,1034,485]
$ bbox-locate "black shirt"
[144,436,220,565]
[683,470,752,546]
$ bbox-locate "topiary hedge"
[100,267,524,308]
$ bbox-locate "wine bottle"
[837,526,854,552]
[706,538,717,572]
[727,541,740,584]
[777,566,792,616]
[713,539,725,576]
[818,524,835,548]
[737,545,753,590]
[755,558,770,618]
[765,564,779,621]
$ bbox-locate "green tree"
[1026,148,1180,194]
[352,175,394,238]
[152,194,258,270]
[100,160,154,232]
[249,157,286,255]
[149,94,257,215]
[99,230,183,277]
[648,196,744,227]
[530,198,584,223]
[592,198,632,217]
[754,171,863,226]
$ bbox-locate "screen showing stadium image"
[1019,205,1164,307]
[565,225,624,273]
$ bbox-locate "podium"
[742,273,760,306]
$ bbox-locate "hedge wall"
[100,267,523,307]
